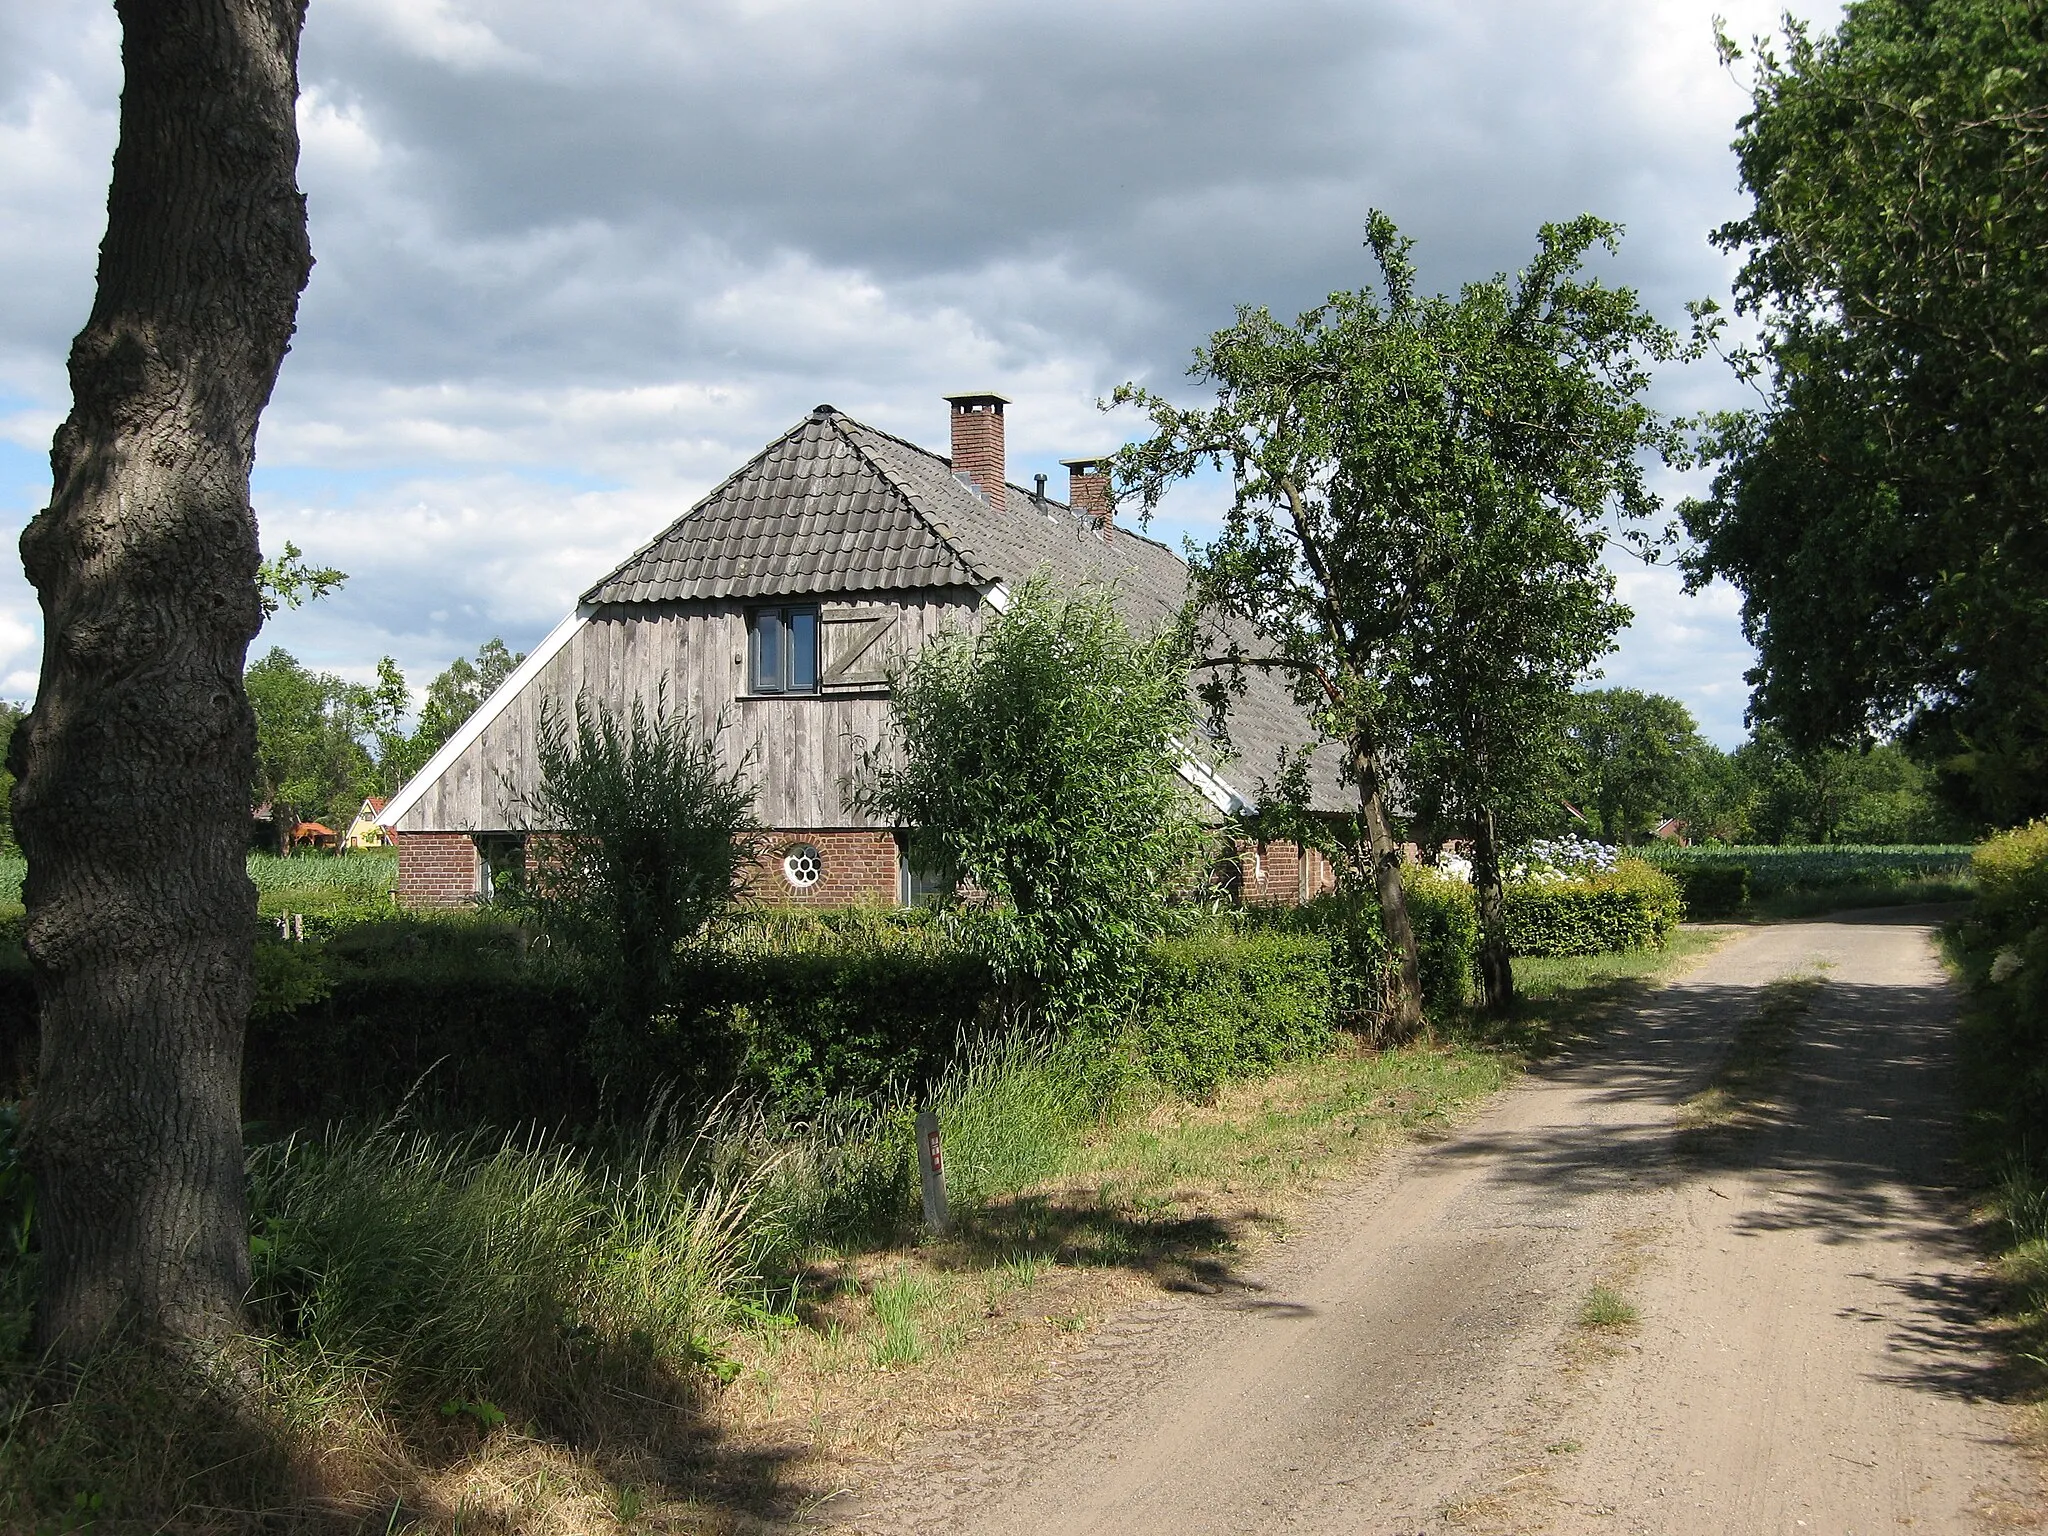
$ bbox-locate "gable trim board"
[377,603,595,833]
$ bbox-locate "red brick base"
[1229,840,1337,906]
[395,831,479,908]
[397,827,1334,911]
[746,829,901,905]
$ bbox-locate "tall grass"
[245,1108,781,1430]
[0,851,400,917]
[247,850,398,896]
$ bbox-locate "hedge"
[1957,824,2048,1154]
[1668,863,1749,921]
[1133,930,1334,1096]
[1638,843,1972,898]
[1502,859,1681,958]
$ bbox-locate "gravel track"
[814,912,2039,1535]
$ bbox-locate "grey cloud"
[0,0,1838,743]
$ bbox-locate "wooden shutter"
[820,608,898,687]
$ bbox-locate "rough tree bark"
[1350,745,1425,1035]
[1469,808,1516,1012]
[12,0,312,1354]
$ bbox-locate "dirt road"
[823,914,2038,1534]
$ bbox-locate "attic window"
[749,605,819,694]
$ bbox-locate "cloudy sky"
[0,0,1836,746]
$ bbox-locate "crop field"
[0,850,397,915]
[1638,843,1973,897]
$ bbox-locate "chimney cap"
[944,391,1011,411]
[1060,456,1109,472]
[808,403,837,420]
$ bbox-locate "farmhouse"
[377,394,1350,907]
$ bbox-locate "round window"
[782,843,823,890]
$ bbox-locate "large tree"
[11,0,312,1351]
[1117,213,1682,1012]
[1683,0,2048,828]
[1564,689,1711,843]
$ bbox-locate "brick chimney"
[945,392,1010,513]
[1063,457,1110,532]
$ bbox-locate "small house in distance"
[342,796,390,851]
[377,395,1350,908]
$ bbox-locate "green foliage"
[255,539,346,620]
[1561,689,1712,843]
[1668,862,1750,920]
[1133,930,1335,1098]
[688,917,998,1112]
[1683,1,2048,827]
[383,637,526,786]
[1639,842,1973,898]
[246,645,409,835]
[1501,860,1680,958]
[1114,211,1692,1012]
[0,704,24,857]
[860,576,1205,1028]
[1953,824,2048,1289]
[504,689,758,1062]
[1973,820,2048,946]
[1733,726,1961,844]
[1403,867,1481,1010]
[250,941,334,1020]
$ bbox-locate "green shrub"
[1669,862,1749,920]
[1503,858,1680,957]
[1133,930,1334,1097]
[1403,868,1479,1011]
[1974,821,2048,945]
[687,935,997,1114]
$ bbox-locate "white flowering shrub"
[1505,835,1618,886]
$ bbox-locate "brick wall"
[946,394,1007,513]
[747,829,901,906]
[1230,839,1336,907]
[396,831,478,907]
[398,827,1334,912]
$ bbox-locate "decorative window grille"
[782,843,823,890]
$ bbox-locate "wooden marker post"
[915,1108,949,1235]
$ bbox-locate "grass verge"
[0,931,1728,1533]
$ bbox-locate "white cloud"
[0,0,1838,741]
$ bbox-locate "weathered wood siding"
[394,589,980,833]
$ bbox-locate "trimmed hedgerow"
[1503,859,1681,957]
[1403,868,1480,1010]
[1668,862,1750,920]
[1133,930,1335,1097]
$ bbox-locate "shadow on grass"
[0,1326,815,1533]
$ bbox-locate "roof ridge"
[580,413,825,604]
[832,416,1000,587]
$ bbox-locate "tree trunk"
[1471,808,1516,1013]
[1350,745,1425,1034]
[12,0,312,1355]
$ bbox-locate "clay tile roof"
[579,406,1351,810]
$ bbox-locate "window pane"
[754,610,784,692]
[788,608,818,692]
